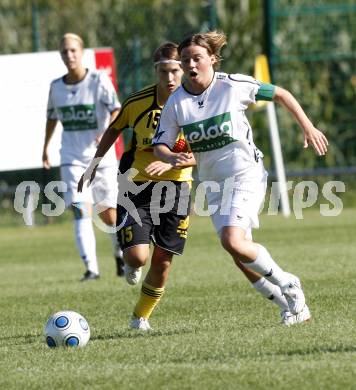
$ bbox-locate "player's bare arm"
[42,118,58,169]
[153,144,195,169]
[110,108,120,122]
[273,86,328,156]
[173,152,196,168]
[78,124,122,192]
[145,152,196,176]
[95,108,121,144]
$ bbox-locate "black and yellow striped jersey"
[110,84,192,182]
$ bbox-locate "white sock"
[252,277,289,311]
[74,218,99,275]
[109,230,123,258]
[245,244,290,287]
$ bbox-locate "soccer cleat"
[281,304,311,326]
[124,264,142,285]
[284,272,302,289]
[281,274,306,315]
[115,254,125,277]
[130,317,152,331]
[80,270,100,281]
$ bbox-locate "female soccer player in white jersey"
[153,31,329,325]
[42,33,124,281]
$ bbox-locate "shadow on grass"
[91,326,195,341]
[270,344,356,357]
[0,333,41,345]
[0,327,195,346]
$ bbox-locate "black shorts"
[117,181,191,255]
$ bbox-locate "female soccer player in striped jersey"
[79,42,195,330]
[153,31,328,326]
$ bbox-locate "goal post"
[254,54,291,217]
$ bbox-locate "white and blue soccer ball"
[44,311,90,348]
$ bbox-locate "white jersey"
[154,72,266,182]
[47,69,121,167]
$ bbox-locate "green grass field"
[1,209,355,389]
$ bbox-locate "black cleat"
[80,270,100,281]
[115,255,125,277]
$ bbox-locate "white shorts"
[205,166,268,237]
[60,164,118,208]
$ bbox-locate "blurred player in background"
[153,31,329,326]
[78,42,195,330]
[42,33,124,281]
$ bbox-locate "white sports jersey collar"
[181,71,217,97]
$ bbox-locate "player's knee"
[220,232,246,257]
[220,234,235,253]
[123,248,147,267]
[72,202,91,219]
[150,249,172,274]
[151,258,172,276]
[97,207,116,226]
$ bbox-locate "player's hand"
[42,150,51,169]
[77,164,98,192]
[169,152,193,168]
[145,161,173,176]
[303,126,328,156]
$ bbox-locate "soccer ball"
[44,311,90,348]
